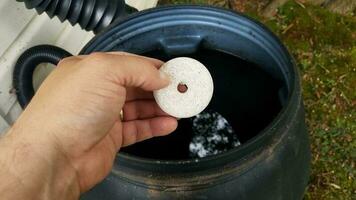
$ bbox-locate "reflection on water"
[189,110,241,158]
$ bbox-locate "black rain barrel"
[15,5,311,200]
[80,6,311,200]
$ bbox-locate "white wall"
[0,0,158,133]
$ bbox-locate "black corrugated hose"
[16,0,137,34]
[14,0,137,108]
[13,45,73,108]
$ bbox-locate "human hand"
[0,52,177,200]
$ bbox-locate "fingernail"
[159,71,170,82]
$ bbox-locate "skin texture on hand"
[0,52,177,200]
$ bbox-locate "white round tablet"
[154,57,214,118]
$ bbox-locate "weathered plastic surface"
[79,6,310,200]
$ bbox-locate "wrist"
[0,127,80,200]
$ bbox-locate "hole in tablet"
[178,83,188,93]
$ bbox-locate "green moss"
[274,1,355,49]
[266,3,355,198]
[158,0,355,199]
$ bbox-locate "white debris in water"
[217,117,227,130]
[189,142,209,158]
[189,111,241,158]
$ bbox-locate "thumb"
[83,53,170,91]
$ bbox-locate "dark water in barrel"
[121,49,283,160]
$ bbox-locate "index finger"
[75,52,164,68]
[106,52,164,67]
[81,53,170,91]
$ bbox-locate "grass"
[158,0,355,199]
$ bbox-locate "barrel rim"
[81,5,302,173]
